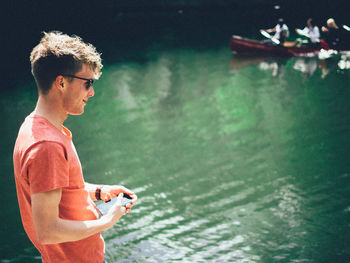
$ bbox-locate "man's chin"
[68,109,84,116]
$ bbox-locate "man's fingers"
[116,193,124,205]
[130,194,137,204]
[121,186,135,196]
[114,193,126,213]
[104,192,112,202]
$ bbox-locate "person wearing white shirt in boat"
[262,18,289,45]
[296,18,320,44]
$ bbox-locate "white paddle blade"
[343,25,350,31]
[260,30,280,45]
[260,30,271,39]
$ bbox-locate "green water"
[1,45,350,262]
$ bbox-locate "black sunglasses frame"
[62,74,95,89]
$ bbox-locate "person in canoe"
[321,18,341,49]
[261,18,290,45]
[322,18,350,50]
[295,18,320,47]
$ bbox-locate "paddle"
[296,28,311,38]
[343,25,350,31]
[260,30,280,45]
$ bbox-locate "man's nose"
[88,87,95,97]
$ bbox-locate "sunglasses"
[63,74,95,90]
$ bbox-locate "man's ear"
[55,75,65,90]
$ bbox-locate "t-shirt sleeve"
[27,141,70,194]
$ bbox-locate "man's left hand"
[100,185,137,212]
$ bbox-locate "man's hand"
[85,183,137,213]
[100,185,137,213]
[103,193,127,225]
[32,188,126,244]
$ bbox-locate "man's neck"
[34,95,67,131]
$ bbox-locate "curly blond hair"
[30,31,103,94]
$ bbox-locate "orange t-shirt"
[13,113,104,263]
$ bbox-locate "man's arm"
[31,188,126,244]
[265,25,277,33]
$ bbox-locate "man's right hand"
[104,193,127,226]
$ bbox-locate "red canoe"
[230,35,327,56]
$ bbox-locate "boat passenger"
[295,18,320,45]
[262,18,290,45]
[321,18,341,49]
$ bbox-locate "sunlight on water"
[2,45,350,262]
[78,48,350,262]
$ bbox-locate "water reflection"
[293,58,318,77]
[229,54,277,72]
[2,45,350,262]
[230,50,350,80]
[338,53,350,69]
[92,48,349,262]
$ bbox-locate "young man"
[13,31,137,263]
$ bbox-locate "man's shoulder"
[27,140,68,161]
[15,114,69,155]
